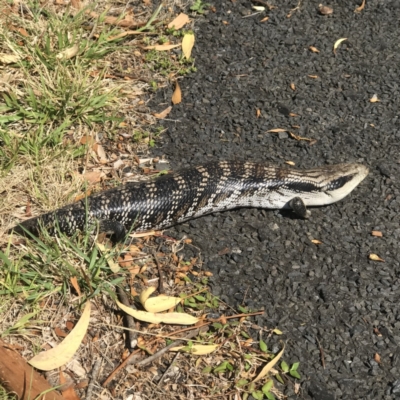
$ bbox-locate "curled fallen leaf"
[56,44,79,60]
[318,4,333,15]
[311,239,323,245]
[369,253,384,262]
[369,94,380,103]
[171,80,182,105]
[371,231,383,237]
[354,0,366,13]
[154,106,172,119]
[29,302,91,371]
[333,38,347,54]
[253,344,285,382]
[182,33,195,59]
[267,128,287,133]
[168,13,189,30]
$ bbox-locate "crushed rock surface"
[151,1,400,399]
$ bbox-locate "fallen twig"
[117,286,138,349]
[135,326,207,367]
[86,357,102,400]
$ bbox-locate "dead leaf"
[354,0,366,13]
[139,287,181,313]
[144,43,181,51]
[70,277,81,297]
[116,301,199,325]
[56,44,79,60]
[118,254,134,268]
[309,46,320,53]
[260,16,269,22]
[252,6,265,11]
[168,13,189,29]
[29,302,91,371]
[374,353,381,364]
[81,171,102,184]
[311,239,323,245]
[182,33,195,59]
[289,113,299,117]
[172,80,182,104]
[94,143,108,162]
[369,253,384,262]
[17,27,29,37]
[96,243,120,273]
[60,370,80,400]
[256,109,261,118]
[285,161,295,166]
[371,231,383,237]
[71,0,81,9]
[267,128,287,133]
[154,106,172,119]
[370,94,380,103]
[290,82,296,91]
[170,344,219,355]
[318,4,333,15]
[0,53,21,64]
[253,344,285,382]
[289,132,314,142]
[308,75,319,79]
[273,328,283,335]
[333,38,347,54]
[222,21,229,25]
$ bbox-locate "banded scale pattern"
[10,161,368,241]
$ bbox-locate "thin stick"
[152,249,164,294]
[157,352,179,386]
[135,326,206,367]
[86,357,102,400]
[116,286,138,349]
[315,336,325,369]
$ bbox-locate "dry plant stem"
[157,352,179,386]
[151,249,164,294]
[135,326,207,368]
[0,339,63,400]
[102,326,207,387]
[116,286,138,349]
[315,336,325,369]
[86,357,102,400]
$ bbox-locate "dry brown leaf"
[260,16,269,22]
[70,277,81,297]
[374,353,381,364]
[253,344,285,382]
[354,0,366,13]
[168,13,190,30]
[80,135,95,145]
[71,0,81,9]
[222,21,229,25]
[182,33,195,59]
[0,53,21,64]
[139,286,156,305]
[318,4,333,15]
[369,253,384,262]
[333,38,347,54]
[290,82,296,91]
[94,144,108,162]
[267,128,287,133]
[172,80,182,104]
[309,46,320,53]
[81,171,102,184]
[56,44,79,60]
[289,113,299,117]
[170,344,219,355]
[60,370,80,400]
[116,301,199,325]
[308,75,319,79]
[371,230,383,237]
[29,302,91,371]
[256,109,261,118]
[370,94,380,103]
[154,106,172,119]
[144,43,180,51]
[311,239,323,245]
[17,27,29,37]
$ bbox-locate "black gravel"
[150,1,400,398]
